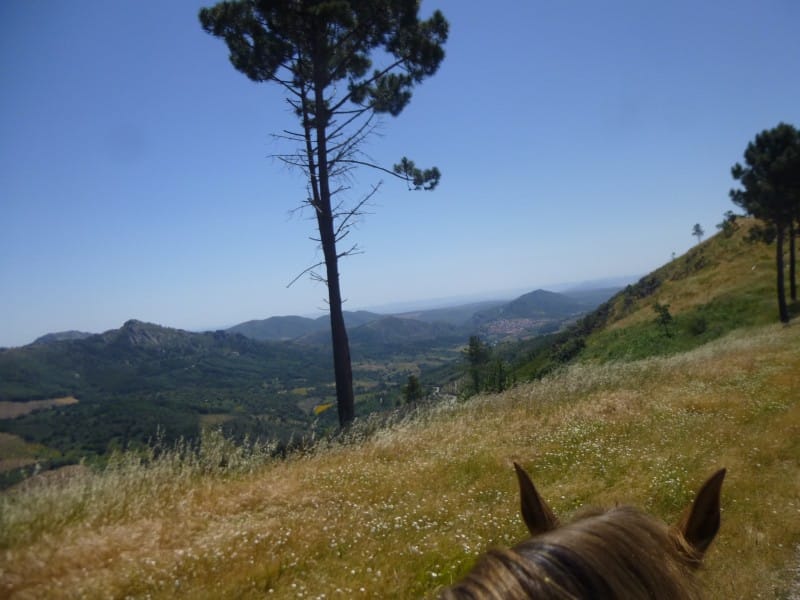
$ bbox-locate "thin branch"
[334,182,381,240]
[328,55,407,115]
[327,105,373,142]
[336,159,412,182]
[337,243,363,260]
[287,259,327,288]
[328,183,352,198]
[310,271,327,285]
[327,112,377,167]
[277,128,307,142]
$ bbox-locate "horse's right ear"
[678,468,726,560]
[514,462,559,536]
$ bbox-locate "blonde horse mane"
[442,465,725,599]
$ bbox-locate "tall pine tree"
[730,122,800,323]
[200,1,448,426]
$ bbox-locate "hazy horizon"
[5,273,638,347]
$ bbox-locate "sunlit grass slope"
[2,321,798,599]
[610,220,775,328]
[580,219,787,362]
[507,219,786,382]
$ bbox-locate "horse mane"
[442,466,725,599]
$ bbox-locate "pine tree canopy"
[730,122,800,225]
[199,1,448,121]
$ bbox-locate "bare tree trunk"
[317,207,355,426]
[776,226,790,323]
[790,220,797,302]
[313,61,355,427]
[323,247,355,425]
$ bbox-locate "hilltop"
[227,311,382,342]
[32,331,92,345]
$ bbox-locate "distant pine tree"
[463,336,490,395]
[403,375,423,405]
[692,223,705,244]
[653,302,673,337]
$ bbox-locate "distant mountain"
[396,300,506,326]
[559,287,624,308]
[227,311,383,341]
[329,310,386,329]
[33,330,93,345]
[467,288,619,340]
[350,316,462,346]
[554,275,639,292]
[227,290,617,346]
[294,314,462,351]
[482,290,585,321]
[473,289,585,323]
[0,320,335,460]
[100,319,204,350]
[227,316,321,341]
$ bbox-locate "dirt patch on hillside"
[0,432,40,473]
[0,396,79,419]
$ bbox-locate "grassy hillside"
[582,218,781,361]
[507,218,792,380]
[1,321,798,598]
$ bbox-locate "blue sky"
[1,1,798,347]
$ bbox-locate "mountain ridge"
[224,288,613,344]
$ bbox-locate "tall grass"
[1,323,798,599]
[0,429,277,549]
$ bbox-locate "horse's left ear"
[514,462,559,536]
[677,468,726,559]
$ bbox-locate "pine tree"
[200,1,448,425]
[402,375,423,405]
[692,223,704,244]
[730,122,800,323]
[653,302,673,337]
[463,335,490,395]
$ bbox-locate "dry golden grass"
[607,219,775,331]
[1,323,798,599]
[0,434,38,473]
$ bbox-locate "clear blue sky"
[2,1,798,347]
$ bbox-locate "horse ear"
[514,462,559,536]
[678,468,726,559]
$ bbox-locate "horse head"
[443,464,726,599]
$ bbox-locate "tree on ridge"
[692,223,704,244]
[199,1,448,426]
